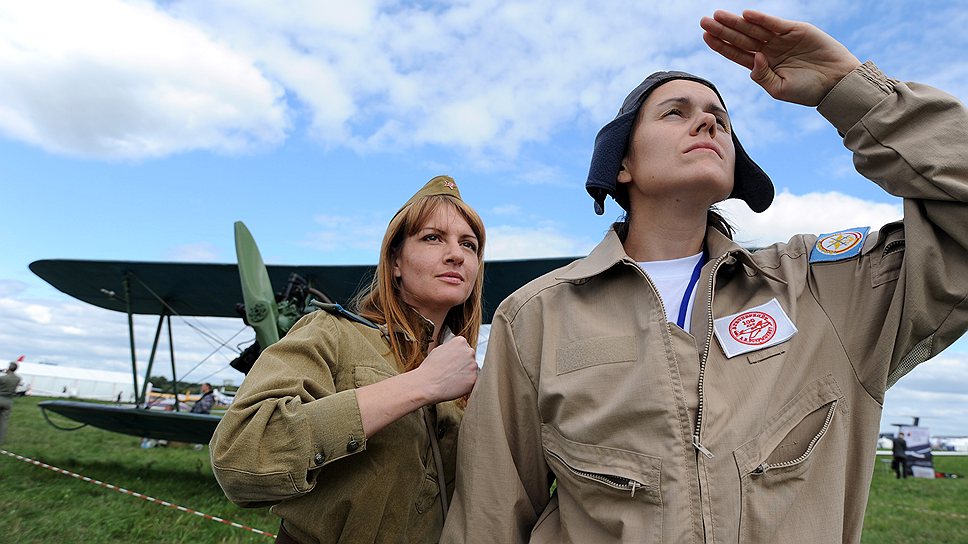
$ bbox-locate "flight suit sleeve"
[810,62,968,396]
[441,306,550,543]
[210,311,368,507]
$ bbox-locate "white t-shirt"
[638,252,703,333]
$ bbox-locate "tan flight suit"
[442,63,968,543]
[211,310,460,543]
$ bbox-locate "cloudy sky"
[1,0,966,436]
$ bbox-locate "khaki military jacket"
[442,63,968,544]
[0,372,21,415]
[210,310,461,544]
[0,371,20,398]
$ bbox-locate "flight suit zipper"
[546,450,645,498]
[627,257,723,457]
[751,400,839,475]
[694,253,729,458]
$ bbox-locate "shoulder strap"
[310,301,381,330]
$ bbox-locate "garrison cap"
[396,175,463,217]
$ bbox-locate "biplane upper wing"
[29,257,576,323]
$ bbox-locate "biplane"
[30,222,575,444]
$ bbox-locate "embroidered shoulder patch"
[810,227,870,263]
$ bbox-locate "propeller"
[234,221,280,349]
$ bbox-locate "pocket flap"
[542,424,660,488]
[353,365,396,387]
[733,374,844,474]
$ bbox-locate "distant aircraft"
[30,221,576,444]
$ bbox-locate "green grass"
[862,455,968,543]
[2,396,967,542]
[0,396,277,543]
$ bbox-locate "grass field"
[2,395,967,543]
[862,454,968,543]
[0,396,276,543]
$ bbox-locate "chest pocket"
[542,424,662,541]
[556,336,637,375]
[732,374,847,543]
[353,364,440,516]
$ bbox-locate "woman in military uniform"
[212,175,485,543]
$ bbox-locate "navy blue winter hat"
[586,71,774,215]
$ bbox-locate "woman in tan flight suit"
[442,9,968,544]
[211,176,485,543]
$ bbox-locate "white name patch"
[713,298,797,358]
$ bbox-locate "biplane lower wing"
[39,400,220,444]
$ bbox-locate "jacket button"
[347,439,360,452]
[314,452,323,465]
[437,425,446,439]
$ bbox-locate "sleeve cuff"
[304,388,367,467]
[818,61,898,135]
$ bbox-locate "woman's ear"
[617,156,632,185]
[391,249,403,279]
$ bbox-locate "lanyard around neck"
[676,252,706,329]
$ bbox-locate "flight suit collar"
[557,225,786,285]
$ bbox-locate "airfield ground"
[1,395,966,543]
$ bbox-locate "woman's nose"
[444,241,465,264]
[692,111,719,137]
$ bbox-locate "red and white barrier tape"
[0,448,276,539]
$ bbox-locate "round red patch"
[728,311,777,345]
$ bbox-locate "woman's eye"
[422,234,440,242]
[716,117,729,130]
[663,108,683,118]
[461,241,478,251]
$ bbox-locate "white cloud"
[22,303,53,324]
[162,0,826,157]
[485,225,594,260]
[0,280,26,297]
[849,4,968,101]
[165,242,220,262]
[4,0,964,163]
[297,213,388,261]
[0,0,288,159]
[719,189,902,247]
[491,205,521,216]
[882,353,968,436]
[0,294,248,386]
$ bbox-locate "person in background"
[892,431,908,479]
[190,382,215,414]
[211,176,485,544]
[442,9,968,544]
[0,361,22,444]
